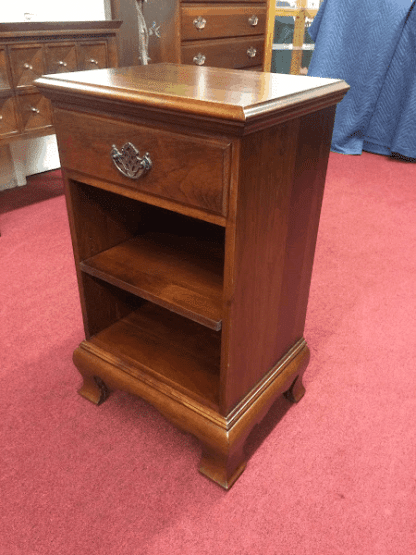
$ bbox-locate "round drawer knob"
[248,15,259,27]
[29,107,40,114]
[193,16,207,30]
[23,63,33,70]
[88,59,99,65]
[193,53,206,66]
[247,47,257,58]
[58,61,68,67]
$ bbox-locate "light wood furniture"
[111,0,275,71]
[268,0,323,74]
[0,21,121,143]
[36,63,349,489]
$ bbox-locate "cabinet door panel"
[77,42,108,70]
[45,44,77,74]
[0,95,19,137]
[182,36,264,69]
[181,6,266,41]
[143,0,181,65]
[17,92,52,131]
[9,45,45,88]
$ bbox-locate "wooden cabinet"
[0,21,121,143]
[112,0,273,71]
[36,64,349,489]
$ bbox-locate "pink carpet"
[0,154,415,554]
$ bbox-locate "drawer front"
[9,45,45,88]
[17,92,52,132]
[0,95,19,137]
[54,110,231,216]
[0,48,12,91]
[182,36,264,69]
[45,44,77,74]
[77,42,108,70]
[181,6,267,41]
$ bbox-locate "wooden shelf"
[89,302,221,409]
[80,232,224,331]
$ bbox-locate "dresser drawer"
[182,35,264,69]
[16,91,52,132]
[77,42,108,70]
[0,94,19,137]
[181,6,266,41]
[54,109,231,216]
[45,43,77,74]
[9,45,45,88]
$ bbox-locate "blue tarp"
[307,0,416,158]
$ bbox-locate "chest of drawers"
[0,21,121,143]
[36,64,348,489]
[112,0,273,71]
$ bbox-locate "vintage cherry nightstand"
[36,64,348,489]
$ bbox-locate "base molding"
[73,338,310,489]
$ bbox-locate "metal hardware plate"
[111,142,152,180]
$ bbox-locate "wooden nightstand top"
[36,63,349,132]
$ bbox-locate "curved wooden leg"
[283,343,310,403]
[283,374,306,403]
[73,346,110,405]
[199,443,247,490]
[78,374,110,406]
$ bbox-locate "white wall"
[0,1,110,22]
[0,138,61,190]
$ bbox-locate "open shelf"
[89,302,221,409]
[80,231,224,330]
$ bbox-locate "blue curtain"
[307,0,416,158]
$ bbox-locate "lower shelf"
[74,333,310,489]
[88,302,221,409]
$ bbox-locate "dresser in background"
[111,0,274,71]
[0,21,121,144]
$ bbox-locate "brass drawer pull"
[247,47,257,58]
[23,63,33,70]
[111,142,152,180]
[88,59,99,65]
[193,53,206,66]
[58,61,68,67]
[193,16,207,30]
[248,15,259,27]
[29,107,40,114]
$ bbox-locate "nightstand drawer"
[181,6,266,41]
[54,109,231,216]
[182,36,264,69]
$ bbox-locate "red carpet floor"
[0,154,415,554]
